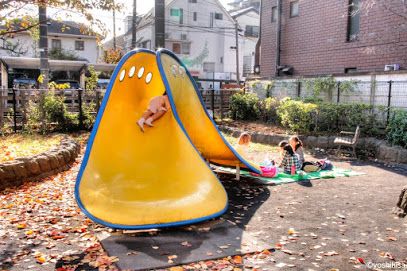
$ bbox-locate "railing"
[255,80,407,126]
[0,86,239,131]
[0,88,105,132]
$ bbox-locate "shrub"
[27,91,78,133]
[258,97,280,124]
[315,103,386,136]
[387,109,407,148]
[314,103,338,132]
[230,92,260,120]
[82,102,97,130]
[276,98,318,133]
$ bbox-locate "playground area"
[1,49,406,271]
[1,138,406,270]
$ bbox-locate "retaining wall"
[0,138,80,190]
[219,126,407,165]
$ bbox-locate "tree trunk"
[393,186,407,217]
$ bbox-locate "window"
[210,12,214,28]
[141,40,151,49]
[271,6,278,22]
[170,8,180,16]
[188,0,197,3]
[181,33,187,40]
[215,13,223,20]
[290,1,299,17]
[179,8,184,24]
[181,43,190,54]
[347,0,360,41]
[203,62,215,72]
[172,43,181,54]
[51,39,61,50]
[75,40,84,51]
[245,25,259,37]
[220,57,223,64]
[193,12,197,21]
[345,67,357,73]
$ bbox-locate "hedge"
[229,93,402,143]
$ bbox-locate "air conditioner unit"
[384,64,400,71]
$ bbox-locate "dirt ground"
[1,139,406,271]
[218,155,407,270]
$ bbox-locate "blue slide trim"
[75,48,227,230]
[156,49,261,174]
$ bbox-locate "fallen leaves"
[233,255,243,264]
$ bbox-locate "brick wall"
[260,0,407,78]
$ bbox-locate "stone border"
[219,126,407,165]
[0,137,80,190]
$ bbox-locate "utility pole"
[113,0,117,49]
[131,0,137,48]
[275,0,282,77]
[234,21,240,86]
[155,0,165,49]
[38,2,49,89]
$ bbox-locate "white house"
[231,7,259,77]
[227,0,260,11]
[0,20,99,63]
[106,0,255,83]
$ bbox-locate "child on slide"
[137,91,170,132]
[236,132,251,158]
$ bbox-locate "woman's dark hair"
[289,136,303,151]
[278,140,288,148]
[163,90,167,95]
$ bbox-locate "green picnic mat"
[214,166,365,185]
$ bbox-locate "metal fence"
[0,88,105,131]
[267,80,407,110]
[263,80,407,124]
[0,86,239,131]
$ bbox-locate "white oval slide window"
[145,73,153,84]
[138,67,145,78]
[128,66,136,78]
[119,69,126,82]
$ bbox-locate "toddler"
[236,132,251,158]
[137,92,170,132]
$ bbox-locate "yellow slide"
[156,49,260,173]
[75,49,260,229]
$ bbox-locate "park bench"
[334,126,360,158]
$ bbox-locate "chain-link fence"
[264,80,407,125]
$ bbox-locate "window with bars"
[51,39,61,50]
[75,40,84,51]
[347,0,360,41]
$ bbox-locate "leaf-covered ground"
[0,134,64,163]
[1,137,406,271]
